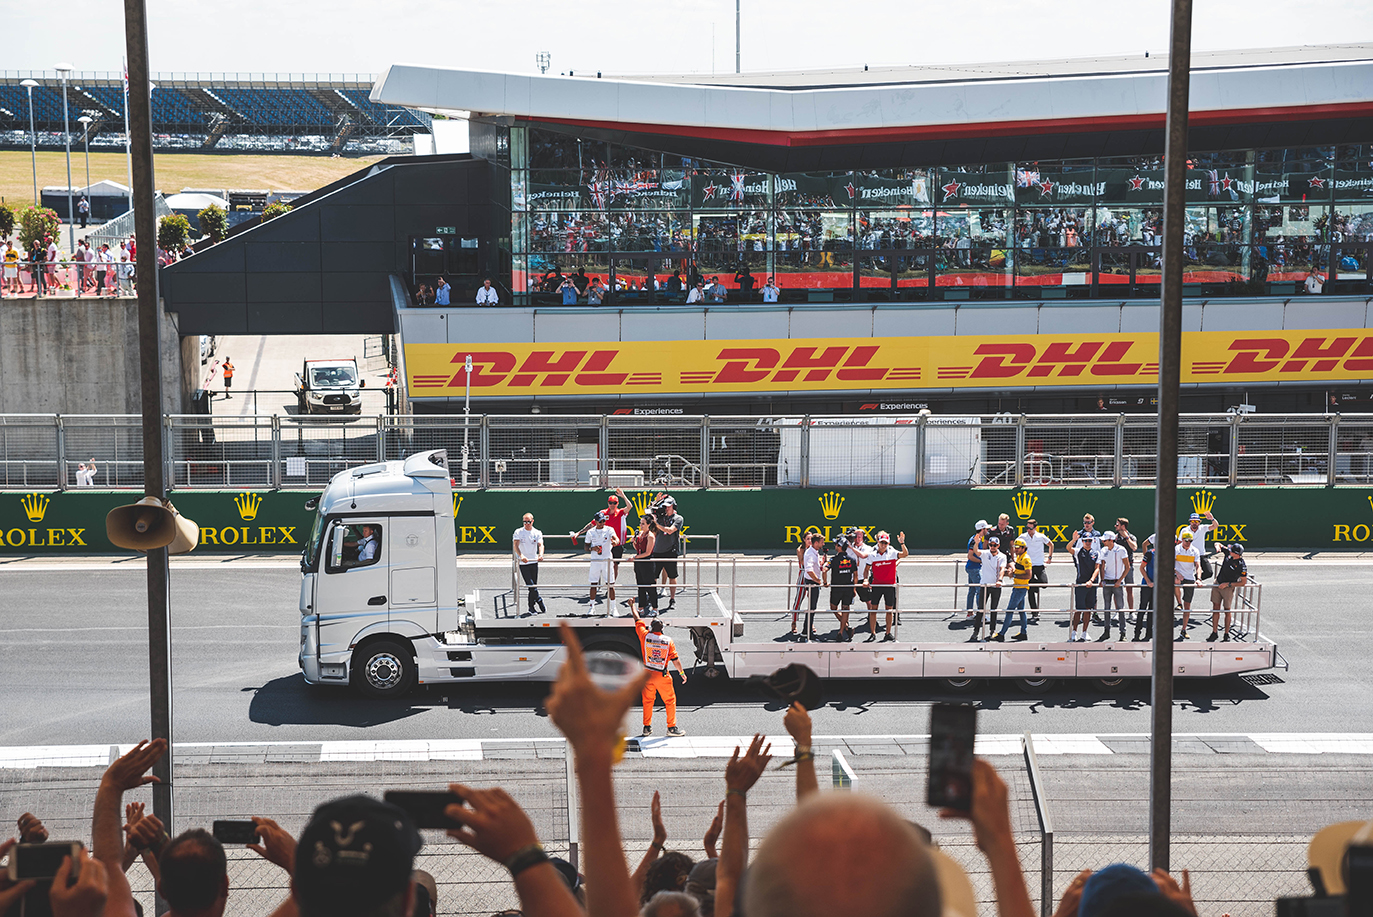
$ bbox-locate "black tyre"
[1014,676,1053,695]
[353,640,416,698]
[582,639,640,660]
[944,677,977,693]
[1094,676,1128,692]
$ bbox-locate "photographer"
[650,496,684,610]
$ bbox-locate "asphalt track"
[1,552,1369,746]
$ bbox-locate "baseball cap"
[1229,544,1244,555]
[650,619,663,632]
[987,536,999,545]
[594,510,608,523]
[974,519,988,530]
[608,495,618,504]
[1101,531,1116,541]
[685,858,717,898]
[293,795,422,917]
[1189,513,1201,520]
[1077,864,1159,917]
[1308,820,1373,896]
[1180,531,1194,540]
[750,663,823,710]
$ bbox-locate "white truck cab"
[299,450,648,697]
[295,358,364,415]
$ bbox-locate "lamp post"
[78,115,93,223]
[55,63,75,253]
[21,79,39,206]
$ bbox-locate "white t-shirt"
[1175,544,1201,581]
[1098,544,1130,582]
[848,543,873,581]
[475,286,499,304]
[686,287,705,303]
[513,526,543,564]
[803,545,823,582]
[977,549,1007,585]
[1021,530,1053,565]
[1185,522,1212,551]
[585,526,616,556]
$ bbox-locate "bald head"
[743,794,940,917]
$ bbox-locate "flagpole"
[123,58,133,214]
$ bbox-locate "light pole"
[55,63,75,253]
[78,115,92,223]
[735,0,740,74]
[21,79,39,206]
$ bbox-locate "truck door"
[313,519,389,661]
[388,515,437,633]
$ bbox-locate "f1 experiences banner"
[4,487,1373,554]
[406,329,1373,398]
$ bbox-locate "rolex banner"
[4,487,1373,554]
[406,329,1373,398]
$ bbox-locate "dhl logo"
[412,345,900,389]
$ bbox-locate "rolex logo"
[453,495,463,516]
[234,493,262,521]
[1368,495,1373,515]
[632,491,654,517]
[1191,489,1216,516]
[819,491,844,520]
[21,493,50,523]
[1012,490,1037,519]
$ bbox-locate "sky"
[7,0,1373,79]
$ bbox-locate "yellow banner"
[405,328,1373,396]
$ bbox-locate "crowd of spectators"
[2,625,1287,917]
[0,234,142,298]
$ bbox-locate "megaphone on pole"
[106,496,200,554]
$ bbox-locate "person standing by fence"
[512,513,547,617]
[1021,518,1053,623]
[221,358,235,398]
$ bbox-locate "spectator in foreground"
[290,795,422,917]
[158,830,228,917]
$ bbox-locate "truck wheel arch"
[351,634,418,698]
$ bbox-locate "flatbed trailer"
[297,450,1280,697]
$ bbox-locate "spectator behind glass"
[158,829,229,917]
[560,277,579,305]
[291,795,422,917]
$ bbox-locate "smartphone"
[211,821,260,845]
[927,703,977,811]
[383,791,464,829]
[8,842,82,882]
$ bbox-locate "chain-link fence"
[0,411,1368,490]
[2,743,1366,917]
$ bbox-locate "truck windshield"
[303,510,327,570]
[310,366,357,387]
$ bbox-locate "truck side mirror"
[359,379,366,388]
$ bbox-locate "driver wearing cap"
[583,511,618,614]
[1208,544,1247,642]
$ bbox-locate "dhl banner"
[405,328,1373,396]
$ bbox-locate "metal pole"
[58,67,75,254]
[22,81,38,205]
[462,354,472,487]
[735,0,741,74]
[123,2,174,904]
[1150,0,1192,875]
[123,59,133,213]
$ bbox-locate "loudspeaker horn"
[106,496,200,555]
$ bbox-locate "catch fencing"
[0,736,1345,917]
[0,411,1366,491]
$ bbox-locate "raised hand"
[782,702,812,748]
[546,622,649,759]
[101,740,167,792]
[0,839,38,915]
[650,791,667,848]
[702,801,724,858]
[1151,868,1197,917]
[724,734,772,794]
[247,818,297,873]
[49,849,109,917]
[938,758,1015,855]
[17,813,48,844]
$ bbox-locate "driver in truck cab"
[357,525,379,563]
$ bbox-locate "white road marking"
[319,739,484,762]
[1249,734,1373,754]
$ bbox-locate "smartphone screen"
[211,821,260,845]
[927,703,977,811]
[383,791,464,829]
[12,843,81,881]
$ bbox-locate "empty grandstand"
[0,71,431,154]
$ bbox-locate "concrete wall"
[0,297,189,415]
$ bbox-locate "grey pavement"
[0,553,1369,745]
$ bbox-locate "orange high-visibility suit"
[636,619,679,728]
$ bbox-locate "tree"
[158,213,193,252]
[197,204,228,244]
[0,202,14,239]
[261,201,293,222]
[17,205,61,252]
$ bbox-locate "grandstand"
[0,71,431,155]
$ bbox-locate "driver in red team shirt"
[573,489,632,604]
[866,531,908,643]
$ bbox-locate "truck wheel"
[1094,676,1128,692]
[1015,676,1053,695]
[353,640,415,698]
[943,677,977,693]
[583,640,639,661]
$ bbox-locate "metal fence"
[1,411,1368,491]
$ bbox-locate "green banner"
[3,486,1373,554]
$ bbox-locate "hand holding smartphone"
[927,703,977,812]
[383,790,465,829]
[211,821,261,845]
[8,842,83,882]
